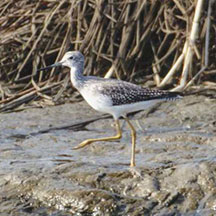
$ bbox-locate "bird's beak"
[37,62,62,71]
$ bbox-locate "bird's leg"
[124,117,136,167]
[73,120,122,149]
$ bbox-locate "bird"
[38,51,182,167]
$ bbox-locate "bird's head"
[37,51,84,72]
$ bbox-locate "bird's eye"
[69,56,74,60]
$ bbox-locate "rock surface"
[0,95,216,215]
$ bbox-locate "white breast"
[80,87,112,113]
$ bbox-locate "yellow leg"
[73,120,122,149]
[125,117,136,167]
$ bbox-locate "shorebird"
[38,51,182,167]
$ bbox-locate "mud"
[0,95,216,215]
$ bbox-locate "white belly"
[106,99,161,119]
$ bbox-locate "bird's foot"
[72,139,93,150]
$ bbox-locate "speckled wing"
[100,80,182,106]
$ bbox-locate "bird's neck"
[70,66,85,89]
